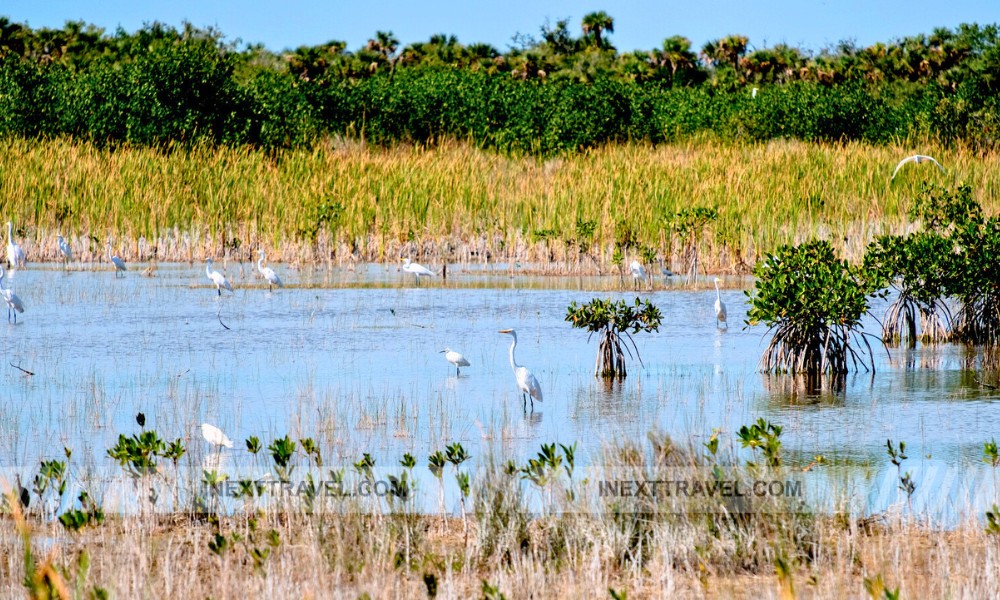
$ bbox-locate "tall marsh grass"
[2,137,998,271]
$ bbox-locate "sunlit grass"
[2,137,997,270]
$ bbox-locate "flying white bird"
[629,259,648,290]
[402,258,435,285]
[205,259,233,295]
[200,423,233,449]
[57,234,72,268]
[440,347,471,375]
[0,267,24,323]
[257,251,283,291]
[714,277,727,329]
[891,155,946,181]
[106,241,126,277]
[499,329,543,412]
[6,222,25,270]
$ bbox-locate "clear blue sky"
[4,0,998,54]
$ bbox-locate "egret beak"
[498,329,512,334]
[438,350,446,353]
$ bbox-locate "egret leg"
[522,394,527,412]
[217,288,221,296]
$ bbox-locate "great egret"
[106,241,126,277]
[6,222,25,270]
[200,423,233,448]
[0,267,24,323]
[499,329,543,412]
[402,258,435,285]
[257,251,283,291]
[629,259,648,290]
[891,155,946,181]
[205,259,233,295]
[57,234,72,268]
[751,87,758,98]
[714,277,727,329]
[440,347,471,375]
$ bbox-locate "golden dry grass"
[1,137,997,271]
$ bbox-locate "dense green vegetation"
[1,16,999,152]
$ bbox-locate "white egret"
[499,329,543,412]
[440,347,471,375]
[751,87,758,98]
[0,267,24,323]
[106,241,126,277]
[629,259,648,290]
[6,222,25,270]
[714,277,727,329]
[402,258,435,285]
[891,154,946,181]
[200,423,233,449]
[257,251,283,291]
[205,259,233,295]
[57,234,72,268]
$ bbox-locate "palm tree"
[658,35,696,79]
[581,11,614,49]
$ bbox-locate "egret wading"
[107,241,126,278]
[0,267,24,323]
[629,259,648,290]
[440,347,471,375]
[499,329,543,412]
[257,251,283,291]
[891,155,946,181]
[714,277,727,329]
[6,222,25,270]
[206,259,233,295]
[200,423,233,449]
[403,258,435,285]
[57,234,72,269]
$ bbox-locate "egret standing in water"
[6,222,25,270]
[200,423,233,449]
[629,259,648,290]
[714,277,727,329]
[402,258,435,285]
[257,251,283,291]
[499,329,543,412]
[440,347,471,375]
[57,234,72,269]
[0,267,24,323]
[206,259,233,295]
[106,241,126,278]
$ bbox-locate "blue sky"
[4,0,998,54]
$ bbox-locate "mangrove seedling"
[566,297,662,380]
[747,240,878,375]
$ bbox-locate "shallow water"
[0,261,997,518]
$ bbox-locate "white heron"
[629,259,648,290]
[499,329,543,412]
[402,258,435,285]
[57,234,72,268]
[0,267,24,323]
[200,423,233,449]
[106,241,126,277]
[714,277,727,329]
[205,259,233,295]
[751,87,758,98]
[440,347,471,375]
[891,155,946,181]
[257,251,283,291]
[6,222,25,270]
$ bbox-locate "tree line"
[0,15,998,152]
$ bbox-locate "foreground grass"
[1,137,998,271]
[2,509,996,598]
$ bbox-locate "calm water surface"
[0,261,997,517]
